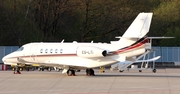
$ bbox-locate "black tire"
[119,70,124,73]
[153,69,156,73]
[67,70,72,76]
[88,69,94,76]
[91,69,95,76]
[38,67,41,71]
[56,69,60,72]
[139,70,142,72]
[71,70,75,76]
[31,67,35,71]
[86,69,90,76]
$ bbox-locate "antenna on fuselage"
[61,39,64,43]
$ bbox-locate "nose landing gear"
[14,66,21,74]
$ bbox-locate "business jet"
[2,12,156,76]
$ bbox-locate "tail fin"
[114,13,153,48]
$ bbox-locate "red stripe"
[113,38,148,54]
[9,54,77,59]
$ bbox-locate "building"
[0,46,19,64]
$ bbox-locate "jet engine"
[76,46,107,58]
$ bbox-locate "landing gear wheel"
[67,70,72,76]
[119,70,124,73]
[139,70,142,72]
[67,70,75,76]
[14,66,21,74]
[153,69,156,73]
[71,70,75,76]
[38,67,45,71]
[86,69,95,76]
[56,69,60,72]
[31,67,35,71]
[38,67,41,71]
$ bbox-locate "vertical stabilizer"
[115,13,153,48]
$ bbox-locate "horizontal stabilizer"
[115,36,174,39]
[148,37,174,39]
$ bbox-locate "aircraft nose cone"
[2,56,6,63]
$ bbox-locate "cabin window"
[55,49,58,53]
[50,49,53,53]
[40,49,43,53]
[45,49,48,53]
[60,49,63,53]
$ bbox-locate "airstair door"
[30,45,38,62]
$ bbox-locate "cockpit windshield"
[16,47,24,51]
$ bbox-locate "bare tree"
[32,0,69,41]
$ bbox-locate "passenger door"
[30,45,38,62]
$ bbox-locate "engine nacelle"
[76,46,107,58]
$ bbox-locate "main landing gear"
[152,69,156,73]
[14,66,21,74]
[86,69,95,76]
[67,69,76,76]
[65,68,95,76]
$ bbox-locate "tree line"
[0,0,180,46]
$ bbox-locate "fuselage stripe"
[111,37,148,54]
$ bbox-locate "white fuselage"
[2,41,146,69]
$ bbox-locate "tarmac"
[0,68,180,94]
